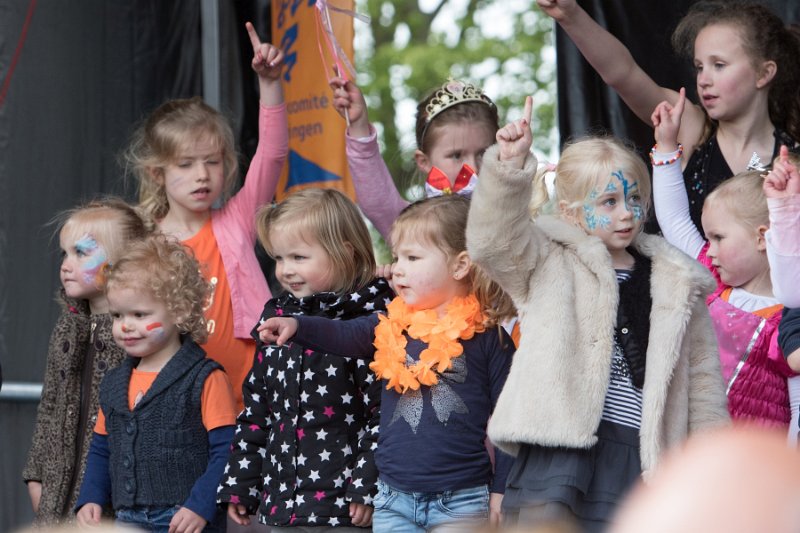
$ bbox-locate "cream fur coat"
[467,146,730,474]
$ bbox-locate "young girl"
[764,146,800,308]
[23,198,149,526]
[466,98,729,531]
[258,194,517,532]
[652,89,796,428]
[217,188,393,531]
[536,0,800,230]
[75,235,237,531]
[126,23,287,410]
[330,75,498,241]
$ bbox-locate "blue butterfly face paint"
[60,231,109,300]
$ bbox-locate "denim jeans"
[372,479,489,532]
[116,505,226,532]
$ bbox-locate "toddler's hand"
[27,481,42,513]
[169,506,206,533]
[496,95,533,169]
[227,503,252,526]
[349,502,374,527]
[375,263,393,280]
[536,0,578,22]
[246,22,284,80]
[329,76,370,136]
[651,87,685,152]
[257,317,298,346]
[76,503,103,527]
[764,145,800,199]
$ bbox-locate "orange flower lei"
[371,294,486,393]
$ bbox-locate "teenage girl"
[217,188,393,531]
[330,76,498,241]
[126,23,287,410]
[23,198,149,525]
[75,235,236,531]
[652,88,795,430]
[467,97,729,531]
[258,194,517,532]
[536,0,800,230]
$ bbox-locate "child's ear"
[147,166,165,185]
[756,224,769,251]
[559,201,581,227]
[414,150,433,175]
[451,251,472,281]
[756,60,777,89]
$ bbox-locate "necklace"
[371,294,485,393]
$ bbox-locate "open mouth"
[191,187,211,198]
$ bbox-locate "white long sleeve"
[652,155,706,260]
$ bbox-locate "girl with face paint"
[466,97,729,531]
[24,198,149,526]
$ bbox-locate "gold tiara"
[424,78,494,124]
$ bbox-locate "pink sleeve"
[221,103,288,240]
[347,125,409,242]
[766,196,800,307]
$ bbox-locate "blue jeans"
[116,505,226,532]
[372,479,489,532]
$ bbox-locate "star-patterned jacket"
[217,278,393,527]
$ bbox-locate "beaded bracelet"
[650,143,683,166]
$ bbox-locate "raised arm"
[764,146,800,307]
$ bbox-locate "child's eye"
[407,255,419,262]
[292,255,306,261]
[134,312,147,318]
[449,152,462,160]
[627,194,642,206]
[206,159,220,165]
[177,161,192,168]
[602,198,617,207]
[110,312,121,319]
[714,62,726,70]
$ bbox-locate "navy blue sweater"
[294,313,514,493]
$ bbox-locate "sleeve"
[220,103,289,243]
[465,145,544,304]
[183,426,235,522]
[23,318,68,482]
[766,196,800,308]
[216,351,271,513]
[293,314,380,359]
[344,359,382,505]
[779,307,800,356]
[74,433,111,511]
[200,369,238,431]
[485,329,515,494]
[346,127,409,242]
[651,156,706,259]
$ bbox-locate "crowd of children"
[21,2,800,532]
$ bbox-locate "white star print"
[238,458,251,469]
[304,369,314,380]
[317,428,328,440]
[369,285,378,294]
[297,454,307,466]
[309,470,320,482]
[225,476,237,486]
[319,450,331,461]
[335,497,347,508]
[352,477,363,489]
[344,414,355,425]
[325,365,337,377]
[316,384,328,396]
[329,517,340,526]
[350,292,361,302]
[341,392,353,404]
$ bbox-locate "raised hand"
[764,145,800,199]
[651,87,686,152]
[257,317,299,346]
[496,95,533,169]
[536,0,579,22]
[246,22,284,81]
[329,76,370,136]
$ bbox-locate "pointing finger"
[245,21,262,51]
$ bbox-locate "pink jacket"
[346,127,409,242]
[211,103,288,338]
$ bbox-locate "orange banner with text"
[272,0,355,201]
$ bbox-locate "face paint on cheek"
[146,322,163,331]
[583,203,598,230]
[75,235,108,285]
[598,215,612,229]
[631,206,644,222]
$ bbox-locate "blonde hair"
[531,136,651,223]
[705,170,768,230]
[256,188,376,294]
[124,97,239,221]
[391,195,516,327]
[57,197,150,270]
[105,234,210,343]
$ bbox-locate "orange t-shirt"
[185,220,256,412]
[94,368,237,434]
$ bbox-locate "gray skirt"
[502,420,641,532]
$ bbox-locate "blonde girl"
[75,235,236,532]
[258,194,517,532]
[330,75,498,241]
[467,98,729,531]
[126,23,287,410]
[652,90,796,435]
[537,0,800,231]
[218,188,393,531]
[24,198,149,525]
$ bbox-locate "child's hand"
[651,87,686,153]
[375,263,393,280]
[764,145,800,199]
[76,503,103,526]
[168,506,206,533]
[246,22,284,81]
[489,492,503,528]
[536,0,578,22]
[329,76,371,137]
[27,481,42,513]
[349,502,374,527]
[227,503,251,526]
[257,317,298,345]
[496,95,533,169]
